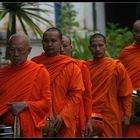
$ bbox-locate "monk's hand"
[84,119,93,137]
[122,116,130,127]
[7,101,28,116]
[53,115,64,135]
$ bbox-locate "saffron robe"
[31,53,84,137]
[119,42,140,137]
[0,61,52,137]
[87,57,133,137]
[75,60,92,137]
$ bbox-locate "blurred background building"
[0,2,139,65]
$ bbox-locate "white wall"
[37,2,55,30]
[71,2,105,36]
[72,2,85,29]
[96,2,106,35]
[72,2,94,30]
[28,41,43,59]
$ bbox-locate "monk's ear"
[105,43,108,49]
[60,39,63,45]
[70,44,73,50]
[28,47,32,53]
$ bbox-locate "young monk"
[31,27,84,137]
[86,33,133,137]
[119,20,140,137]
[0,33,52,137]
[60,35,93,137]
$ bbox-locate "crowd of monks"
[1,19,140,138]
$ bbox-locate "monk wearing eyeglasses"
[0,33,52,137]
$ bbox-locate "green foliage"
[106,22,133,58]
[0,2,53,58]
[58,3,79,35]
[70,22,134,60]
[71,31,92,60]
[0,2,53,38]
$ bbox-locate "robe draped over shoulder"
[31,53,84,137]
[87,57,133,137]
[0,61,52,137]
[119,42,140,137]
[119,42,140,90]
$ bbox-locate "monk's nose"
[14,49,19,56]
[96,46,100,51]
[48,41,52,46]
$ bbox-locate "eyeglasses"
[9,47,28,54]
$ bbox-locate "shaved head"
[132,20,140,44]
[133,20,140,29]
[8,33,31,47]
[8,33,32,65]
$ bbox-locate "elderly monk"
[0,33,52,137]
[86,33,133,137]
[119,20,140,137]
[31,27,84,137]
[60,35,93,137]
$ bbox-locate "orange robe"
[87,57,133,137]
[119,42,140,137]
[0,61,52,137]
[75,60,92,137]
[31,53,84,137]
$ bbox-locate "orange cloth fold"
[0,61,52,137]
[31,53,84,137]
[119,42,140,90]
[87,57,133,137]
[119,42,140,137]
[75,60,92,137]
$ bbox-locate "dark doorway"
[105,3,140,30]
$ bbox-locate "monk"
[31,27,84,137]
[119,20,140,137]
[0,33,52,137]
[60,35,93,137]
[86,33,133,137]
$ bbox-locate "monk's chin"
[12,60,25,66]
[94,55,104,59]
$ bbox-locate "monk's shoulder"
[86,59,93,66]
[64,60,82,74]
[120,43,134,56]
[31,55,42,63]
[113,59,127,73]
[29,60,48,72]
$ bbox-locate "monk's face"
[133,21,140,44]
[42,31,62,57]
[89,37,106,59]
[60,36,72,56]
[8,35,31,65]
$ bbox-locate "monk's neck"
[135,41,140,46]
[45,53,60,57]
[93,56,105,61]
[10,61,29,69]
[44,53,61,60]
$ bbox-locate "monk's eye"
[90,45,96,48]
[9,48,15,52]
[63,45,67,48]
[51,39,58,43]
